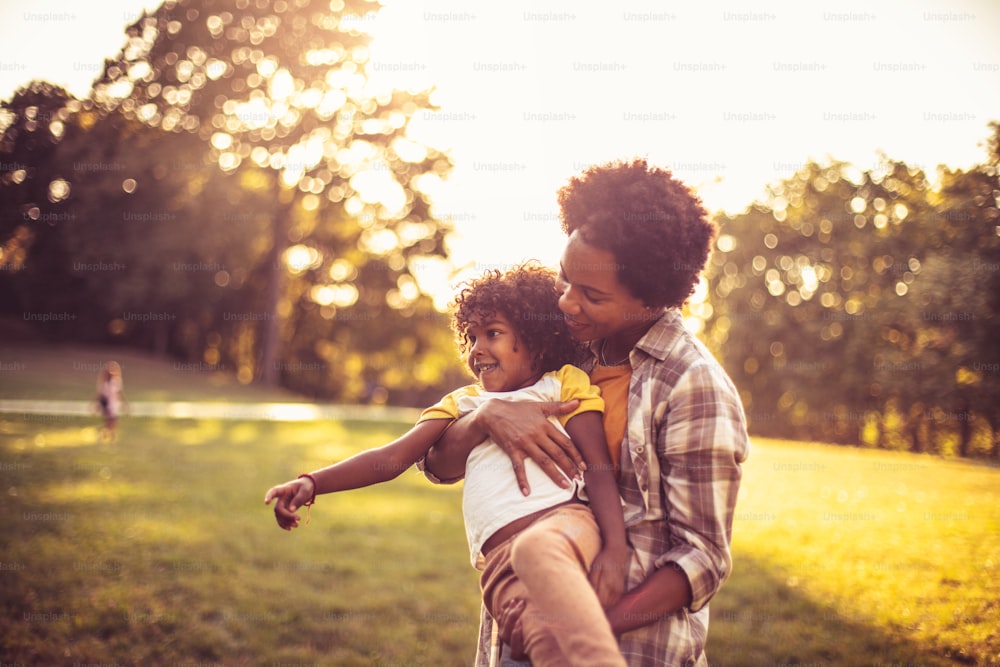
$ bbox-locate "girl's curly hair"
[451,262,586,377]
[557,158,716,309]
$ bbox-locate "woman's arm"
[605,565,693,634]
[422,398,585,495]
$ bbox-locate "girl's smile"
[465,312,542,392]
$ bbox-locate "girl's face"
[557,231,653,343]
[465,311,541,392]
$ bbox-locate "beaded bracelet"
[297,473,318,524]
[296,473,318,505]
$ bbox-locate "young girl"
[264,263,628,666]
[95,361,125,442]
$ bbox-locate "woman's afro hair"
[557,158,716,309]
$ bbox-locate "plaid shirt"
[426,310,749,667]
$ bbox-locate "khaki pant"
[479,502,626,667]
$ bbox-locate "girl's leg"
[510,503,626,667]
[481,538,572,667]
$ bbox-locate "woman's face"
[557,231,652,343]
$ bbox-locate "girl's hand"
[588,546,628,609]
[263,477,315,530]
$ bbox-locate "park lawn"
[6,336,995,665]
[1,414,997,664]
[0,340,306,403]
[0,414,480,665]
[710,438,1000,666]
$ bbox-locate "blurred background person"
[95,361,125,442]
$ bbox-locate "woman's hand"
[263,477,315,530]
[478,397,585,495]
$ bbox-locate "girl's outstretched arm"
[264,418,452,530]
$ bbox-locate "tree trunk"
[990,414,1000,461]
[873,411,885,449]
[257,197,290,386]
[927,414,940,455]
[907,404,924,453]
[958,398,972,458]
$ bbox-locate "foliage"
[705,124,1000,458]
[0,0,467,403]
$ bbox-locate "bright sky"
[2,0,999,295]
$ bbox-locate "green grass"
[0,415,480,665]
[710,438,999,666]
[0,340,305,402]
[2,343,998,665]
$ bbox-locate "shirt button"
[635,445,645,454]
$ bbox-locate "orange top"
[589,362,632,474]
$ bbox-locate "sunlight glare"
[210,132,233,150]
[205,59,228,80]
[799,265,819,300]
[716,234,736,253]
[359,228,399,255]
[257,56,279,78]
[47,178,70,203]
[351,168,406,214]
[392,136,427,163]
[234,98,271,129]
[311,285,336,306]
[329,258,357,281]
[269,68,295,101]
[128,61,152,81]
[285,245,321,274]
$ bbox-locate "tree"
[0,82,78,331]
[1,81,269,358]
[705,127,1000,460]
[92,0,453,387]
[706,159,931,444]
[910,122,1000,456]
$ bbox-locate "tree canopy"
[1,0,467,403]
[1,2,997,455]
[704,123,1000,458]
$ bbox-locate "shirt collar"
[580,308,685,369]
[633,308,685,362]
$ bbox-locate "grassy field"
[0,338,304,403]
[2,342,998,665]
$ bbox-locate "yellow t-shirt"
[418,363,603,425]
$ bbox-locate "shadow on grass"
[709,554,964,667]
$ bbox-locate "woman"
[423,159,750,667]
